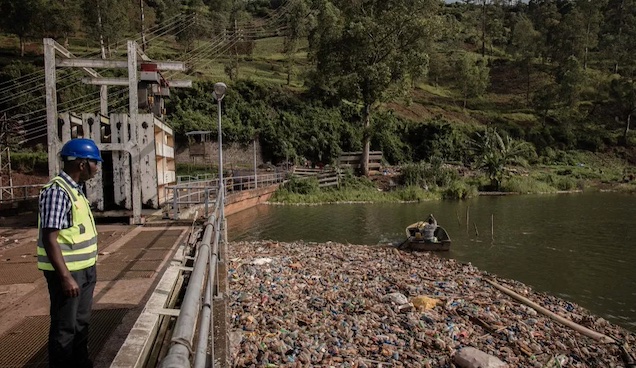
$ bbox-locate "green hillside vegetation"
[1,0,636,201]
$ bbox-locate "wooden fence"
[338,151,383,175]
[292,167,341,188]
[292,167,323,177]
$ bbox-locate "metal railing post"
[172,188,178,220]
[204,188,209,217]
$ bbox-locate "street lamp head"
[213,82,227,101]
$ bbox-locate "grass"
[416,83,455,98]
[270,185,439,204]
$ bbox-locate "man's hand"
[42,228,77,297]
[61,274,80,298]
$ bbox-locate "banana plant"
[469,127,535,190]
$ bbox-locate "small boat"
[402,221,451,251]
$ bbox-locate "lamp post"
[213,82,227,222]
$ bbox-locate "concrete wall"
[225,184,279,217]
[175,184,279,220]
[175,141,264,168]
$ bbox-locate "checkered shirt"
[39,172,83,230]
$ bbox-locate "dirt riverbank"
[228,241,636,367]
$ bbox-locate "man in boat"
[422,214,438,242]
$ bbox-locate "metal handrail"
[159,172,286,366]
[159,188,224,368]
[0,184,45,203]
[165,173,286,219]
[176,173,215,184]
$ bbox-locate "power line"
[11,2,297,144]
[0,12,191,108]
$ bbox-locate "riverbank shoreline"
[265,189,586,206]
[228,240,635,367]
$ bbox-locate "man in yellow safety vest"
[38,138,102,368]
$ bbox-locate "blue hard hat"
[60,138,103,162]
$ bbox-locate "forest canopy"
[1,0,636,172]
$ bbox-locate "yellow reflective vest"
[37,176,98,271]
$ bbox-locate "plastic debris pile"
[228,241,635,367]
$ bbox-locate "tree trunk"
[481,0,487,57]
[286,62,292,85]
[97,5,106,59]
[583,22,590,70]
[615,0,625,74]
[525,60,530,106]
[19,37,25,57]
[361,103,371,177]
[234,20,240,80]
[140,0,147,51]
[624,113,632,146]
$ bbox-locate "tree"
[282,0,310,85]
[609,77,636,145]
[509,14,539,104]
[575,0,606,69]
[146,0,182,25]
[528,0,562,62]
[0,0,44,56]
[176,0,211,53]
[469,127,535,190]
[532,79,559,127]
[307,0,441,176]
[456,53,490,108]
[37,0,80,46]
[556,55,585,108]
[599,0,636,75]
[550,3,586,64]
[82,0,134,56]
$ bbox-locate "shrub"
[442,181,477,199]
[400,161,459,189]
[400,162,428,187]
[392,185,434,202]
[11,151,48,174]
[339,170,375,189]
[501,176,556,193]
[176,163,212,176]
[282,176,319,194]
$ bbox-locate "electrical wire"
[12,2,296,144]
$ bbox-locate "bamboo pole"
[486,280,616,344]
[466,206,469,233]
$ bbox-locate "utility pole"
[0,147,13,202]
[97,3,107,59]
[0,114,13,200]
[140,0,147,51]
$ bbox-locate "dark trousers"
[44,265,96,368]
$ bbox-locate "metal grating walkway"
[0,227,186,367]
[99,229,182,281]
[0,308,129,368]
[0,263,42,285]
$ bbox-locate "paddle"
[396,237,410,249]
